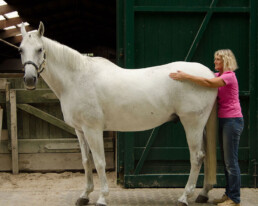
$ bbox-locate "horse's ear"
[21,23,27,37]
[38,21,45,37]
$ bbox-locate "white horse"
[19,22,217,206]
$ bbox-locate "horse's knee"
[196,150,205,166]
[82,156,92,169]
[190,150,205,166]
[94,159,106,172]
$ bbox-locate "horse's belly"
[104,118,168,131]
[103,107,173,131]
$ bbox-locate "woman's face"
[214,55,224,72]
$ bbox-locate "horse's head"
[19,22,46,90]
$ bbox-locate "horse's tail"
[204,101,217,185]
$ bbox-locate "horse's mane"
[42,37,88,71]
[42,36,119,71]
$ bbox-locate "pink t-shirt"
[215,71,243,118]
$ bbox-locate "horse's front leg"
[82,126,109,206]
[177,116,206,206]
[75,130,94,206]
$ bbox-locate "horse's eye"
[38,48,43,53]
[18,48,23,54]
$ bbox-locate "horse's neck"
[41,37,87,98]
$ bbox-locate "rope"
[0,38,19,50]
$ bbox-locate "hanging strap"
[0,38,19,50]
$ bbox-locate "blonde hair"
[214,49,238,71]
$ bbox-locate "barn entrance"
[0,0,117,173]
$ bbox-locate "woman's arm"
[169,70,225,88]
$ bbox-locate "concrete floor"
[0,172,257,206]
[0,188,258,206]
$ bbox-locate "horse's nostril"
[33,77,37,83]
[23,77,26,82]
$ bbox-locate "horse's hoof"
[176,201,187,206]
[195,195,209,203]
[76,198,89,206]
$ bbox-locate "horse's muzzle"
[23,75,37,90]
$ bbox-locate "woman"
[169,49,244,206]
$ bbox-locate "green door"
[117,0,258,187]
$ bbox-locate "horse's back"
[165,61,215,78]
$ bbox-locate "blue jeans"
[219,117,244,204]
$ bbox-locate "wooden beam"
[0,25,33,39]
[0,106,3,141]
[0,152,115,172]
[16,89,58,104]
[0,88,58,104]
[10,89,19,174]
[17,104,76,135]
[6,35,22,44]
[5,82,11,141]
[0,79,7,90]
[0,138,114,154]
[0,5,16,15]
[0,17,23,29]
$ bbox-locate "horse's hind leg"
[75,130,94,206]
[177,115,207,205]
[82,126,109,206]
[195,129,213,203]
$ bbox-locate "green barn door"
[117,0,258,188]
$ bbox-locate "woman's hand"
[169,70,226,88]
[169,70,188,81]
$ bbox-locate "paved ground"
[0,188,257,206]
[0,171,257,206]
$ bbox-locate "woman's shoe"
[217,199,240,206]
[212,194,229,204]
